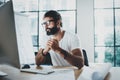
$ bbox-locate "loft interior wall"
[77,0,94,62]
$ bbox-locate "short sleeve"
[70,34,81,50]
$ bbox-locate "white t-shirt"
[40,31,81,66]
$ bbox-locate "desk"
[0,64,81,80]
[0,64,109,80]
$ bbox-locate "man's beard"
[46,26,59,36]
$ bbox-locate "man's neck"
[52,29,65,41]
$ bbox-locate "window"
[94,0,120,66]
[3,0,76,64]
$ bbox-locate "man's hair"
[44,10,62,27]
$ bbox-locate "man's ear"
[56,20,61,26]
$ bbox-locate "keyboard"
[20,69,54,75]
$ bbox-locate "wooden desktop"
[0,64,110,80]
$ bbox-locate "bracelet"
[41,49,46,56]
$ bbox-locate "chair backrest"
[35,52,52,65]
[82,49,89,66]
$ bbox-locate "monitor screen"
[0,0,20,68]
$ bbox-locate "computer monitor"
[0,0,20,68]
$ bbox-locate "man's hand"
[47,38,60,52]
[43,45,50,53]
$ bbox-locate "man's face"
[42,17,59,36]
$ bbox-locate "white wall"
[77,0,94,62]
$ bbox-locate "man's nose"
[44,25,49,28]
[45,25,52,28]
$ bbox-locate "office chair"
[82,49,89,66]
[35,52,53,65]
[35,49,89,66]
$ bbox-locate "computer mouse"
[22,64,30,69]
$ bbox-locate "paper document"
[78,63,112,80]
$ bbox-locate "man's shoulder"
[65,31,78,38]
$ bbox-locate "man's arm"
[56,48,84,69]
[35,48,45,66]
[47,38,84,69]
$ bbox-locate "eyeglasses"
[41,20,55,27]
